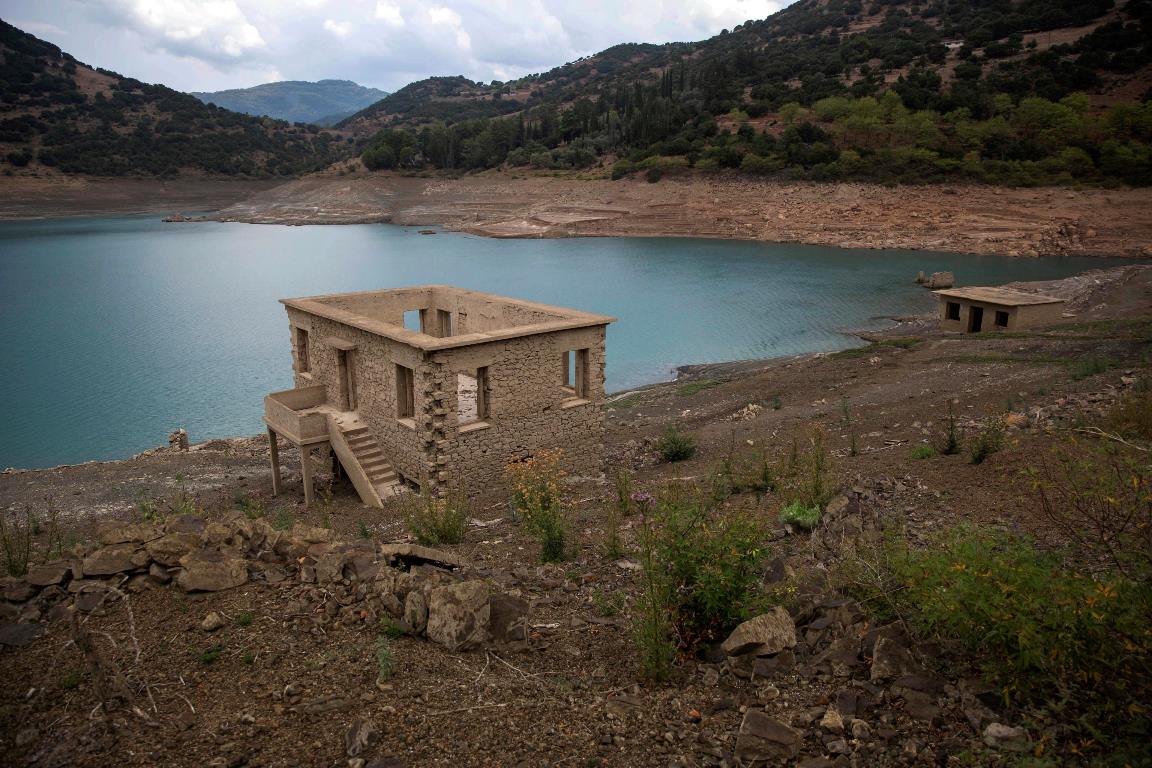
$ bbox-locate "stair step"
[358,452,386,464]
[368,467,395,479]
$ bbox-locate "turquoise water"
[0,216,1111,469]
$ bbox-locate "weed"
[242,651,255,665]
[405,488,468,546]
[591,588,624,617]
[771,394,782,410]
[841,397,858,456]
[634,496,675,682]
[0,507,32,577]
[727,452,776,499]
[1068,356,1112,381]
[779,500,821,531]
[134,492,163,524]
[169,475,198,516]
[506,449,570,563]
[379,616,405,640]
[832,337,922,359]
[941,403,963,455]
[357,520,371,539]
[1103,385,1152,442]
[236,611,253,627]
[911,445,936,460]
[60,669,82,690]
[234,491,264,519]
[969,416,1005,465]
[375,636,394,682]
[656,426,697,463]
[678,379,721,397]
[272,508,294,531]
[603,471,631,560]
[199,645,223,664]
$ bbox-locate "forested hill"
[350,0,1152,186]
[0,21,343,177]
[192,80,388,126]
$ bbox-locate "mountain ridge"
[192,79,388,126]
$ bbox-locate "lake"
[0,216,1111,469]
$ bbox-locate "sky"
[1,0,790,94]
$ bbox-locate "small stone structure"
[264,285,615,506]
[915,271,954,289]
[934,286,1066,333]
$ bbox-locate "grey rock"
[201,611,226,632]
[735,711,802,762]
[0,622,45,646]
[27,561,73,587]
[97,521,164,545]
[177,549,248,592]
[403,590,428,634]
[146,533,203,567]
[488,592,529,648]
[983,723,1029,752]
[2,577,37,602]
[721,607,796,657]
[82,543,141,576]
[344,718,378,757]
[426,581,489,651]
[148,562,172,584]
[870,636,921,681]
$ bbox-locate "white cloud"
[93,0,266,62]
[374,1,405,26]
[322,18,353,37]
[14,0,793,92]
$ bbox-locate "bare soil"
[0,177,283,220]
[207,172,1152,258]
[2,266,1150,767]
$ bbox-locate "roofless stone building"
[263,286,615,507]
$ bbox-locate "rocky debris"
[378,543,465,571]
[721,607,797,657]
[344,719,379,757]
[916,270,955,289]
[810,493,878,562]
[736,711,803,761]
[168,428,190,449]
[983,722,1030,752]
[82,543,145,576]
[201,611,226,632]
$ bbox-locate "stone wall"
[937,299,1065,333]
[284,307,608,494]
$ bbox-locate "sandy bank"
[208,172,1152,258]
[0,176,282,220]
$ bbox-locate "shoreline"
[1,173,1151,257]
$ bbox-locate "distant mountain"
[0,20,342,177]
[192,80,388,125]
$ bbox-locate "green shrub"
[637,488,768,652]
[505,449,570,563]
[911,445,936,459]
[779,500,821,531]
[1069,356,1111,380]
[656,426,696,462]
[199,645,223,665]
[727,452,776,499]
[235,611,253,627]
[941,403,963,455]
[969,416,1005,465]
[405,488,468,546]
[646,167,663,183]
[375,636,394,682]
[0,508,32,577]
[233,491,264,519]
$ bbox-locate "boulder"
[983,723,1030,752]
[176,549,248,592]
[97,522,164,546]
[146,533,202,567]
[166,515,207,535]
[201,611,226,632]
[1,577,37,602]
[82,543,142,576]
[26,561,73,588]
[403,590,428,634]
[426,581,490,651]
[488,593,529,648]
[870,635,923,681]
[735,711,803,762]
[721,607,796,657]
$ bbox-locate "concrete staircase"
[325,415,402,508]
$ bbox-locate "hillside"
[191,79,388,126]
[0,20,342,177]
[345,0,1152,187]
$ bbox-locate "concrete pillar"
[301,445,314,505]
[268,428,281,496]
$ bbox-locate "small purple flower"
[631,492,655,506]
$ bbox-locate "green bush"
[779,500,821,531]
[969,416,1005,465]
[405,488,468,546]
[656,426,697,462]
[645,167,663,183]
[941,403,963,455]
[911,445,936,459]
[505,449,569,563]
[636,488,768,655]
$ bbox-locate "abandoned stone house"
[934,286,1067,333]
[263,285,615,507]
